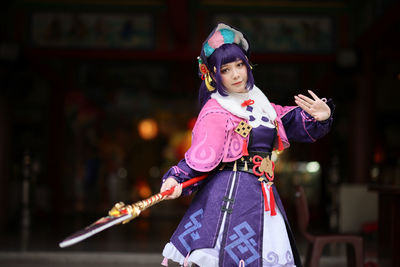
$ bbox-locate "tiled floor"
[0,212,379,266]
[0,251,354,267]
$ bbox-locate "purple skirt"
[164,170,302,267]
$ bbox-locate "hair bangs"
[207,43,254,96]
[220,45,245,65]
[198,43,255,108]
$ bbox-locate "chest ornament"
[234,120,252,138]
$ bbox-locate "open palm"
[294,90,331,121]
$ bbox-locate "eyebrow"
[221,59,243,68]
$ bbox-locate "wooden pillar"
[350,46,374,183]
[0,95,10,230]
[350,1,400,183]
[29,59,67,218]
[47,84,66,217]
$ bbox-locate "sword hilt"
[108,174,208,224]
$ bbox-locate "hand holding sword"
[59,175,208,248]
[160,177,183,199]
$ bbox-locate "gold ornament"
[205,73,215,91]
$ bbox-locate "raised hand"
[294,90,331,121]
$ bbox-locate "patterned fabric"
[184,99,246,172]
[225,221,260,265]
[263,251,295,266]
[211,86,277,129]
[262,183,295,267]
[178,209,204,253]
[162,181,297,266]
[161,86,334,267]
[204,29,235,57]
[202,23,249,57]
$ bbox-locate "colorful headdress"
[202,23,250,58]
[198,23,250,91]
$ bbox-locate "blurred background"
[0,0,399,266]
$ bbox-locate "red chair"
[294,185,364,267]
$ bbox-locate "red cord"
[269,186,277,216]
[261,183,269,211]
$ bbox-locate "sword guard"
[108,202,141,224]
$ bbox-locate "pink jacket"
[185,99,296,172]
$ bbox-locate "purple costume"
[161,87,334,267]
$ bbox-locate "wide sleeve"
[161,159,207,196]
[184,106,232,171]
[161,99,232,195]
[279,99,335,143]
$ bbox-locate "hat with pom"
[201,23,250,58]
[198,23,250,92]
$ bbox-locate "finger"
[295,100,312,114]
[307,90,320,101]
[297,94,314,105]
[170,184,182,199]
[176,184,182,197]
[160,179,178,197]
[166,187,177,199]
[294,96,311,110]
[160,184,168,193]
[173,184,180,194]
[160,182,173,193]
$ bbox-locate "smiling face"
[220,59,248,94]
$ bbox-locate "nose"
[232,67,240,79]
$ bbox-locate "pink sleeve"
[185,99,245,172]
[185,109,230,172]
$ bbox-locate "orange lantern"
[138,118,158,140]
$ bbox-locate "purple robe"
[162,101,334,267]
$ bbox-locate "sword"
[59,175,208,248]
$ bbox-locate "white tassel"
[161,257,168,266]
[183,253,190,267]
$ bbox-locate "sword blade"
[59,213,132,248]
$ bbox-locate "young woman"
[160,23,333,267]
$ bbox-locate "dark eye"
[221,68,229,74]
[237,62,244,67]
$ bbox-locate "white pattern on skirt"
[162,182,296,267]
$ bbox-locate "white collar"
[211,85,277,128]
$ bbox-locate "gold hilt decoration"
[108,192,166,224]
[108,174,208,224]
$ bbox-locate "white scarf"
[211,85,277,128]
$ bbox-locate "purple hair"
[198,43,254,108]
